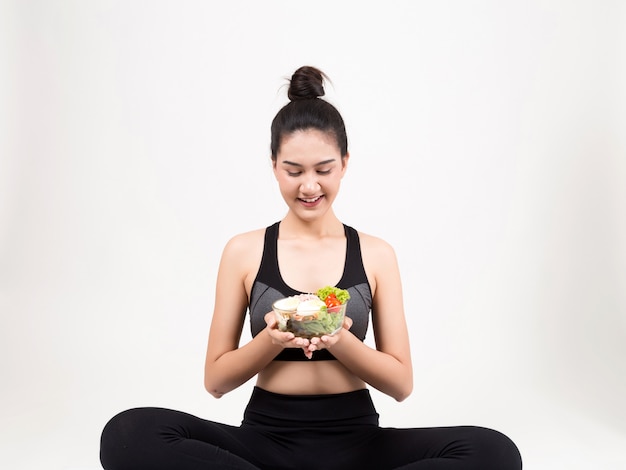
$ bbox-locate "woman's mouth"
[298,195,323,207]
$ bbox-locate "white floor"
[3,383,625,470]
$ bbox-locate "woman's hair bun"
[287,66,327,101]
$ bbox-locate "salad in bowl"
[272,286,350,338]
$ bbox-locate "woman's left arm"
[310,236,413,402]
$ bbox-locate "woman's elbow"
[395,385,412,402]
[204,371,226,399]
[208,388,225,399]
[394,374,413,402]
[204,380,226,399]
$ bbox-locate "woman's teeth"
[301,196,321,203]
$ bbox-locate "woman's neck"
[279,211,343,239]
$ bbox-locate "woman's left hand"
[306,316,353,354]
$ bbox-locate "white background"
[1,1,625,469]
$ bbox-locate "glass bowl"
[272,297,347,339]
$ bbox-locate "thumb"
[265,312,277,327]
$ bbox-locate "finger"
[295,337,310,347]
[265,313,277,327]
[271,330,293,341]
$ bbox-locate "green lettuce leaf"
[316,286,350,304]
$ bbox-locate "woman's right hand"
[264,312,314,359]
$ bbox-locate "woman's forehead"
[277,129,341,161]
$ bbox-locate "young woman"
[100,66,522,469]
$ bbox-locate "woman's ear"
[341,153,350,176]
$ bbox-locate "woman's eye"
[287,171,301,177]
[317,169,331,175]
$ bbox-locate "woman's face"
[273,129,348,222]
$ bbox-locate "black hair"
[270,66,348,160]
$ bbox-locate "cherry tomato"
[324,293,341,308]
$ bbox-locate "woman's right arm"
[203,233,302,398]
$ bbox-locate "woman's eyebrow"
[281,158,336,167]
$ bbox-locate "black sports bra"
[248,222,372,361]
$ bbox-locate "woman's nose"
[300,174,320,193]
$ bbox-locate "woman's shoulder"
[351,229,399,297]
[354,229,397,259]
[218,227,268,286]
[223,227,266,256]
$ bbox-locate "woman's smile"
[298,195,324,207]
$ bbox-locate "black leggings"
[100,387,522,470]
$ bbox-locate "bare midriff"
[256,359,366,395]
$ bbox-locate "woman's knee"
[471,426,522,469]
[102,408,153,441]
[100,407,163,469]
